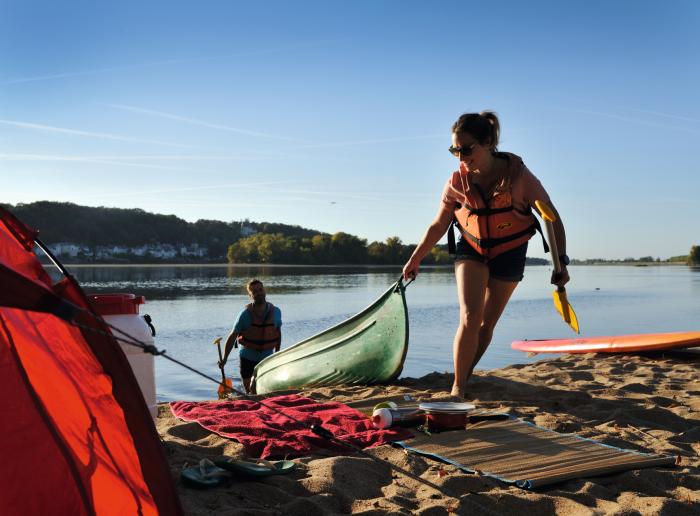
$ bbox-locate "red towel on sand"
[170,394,413,459]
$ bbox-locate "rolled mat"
[396,417,675,489]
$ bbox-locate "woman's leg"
[452,260,489,397]
[468,277,519,378]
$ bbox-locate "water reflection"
[60,264,452,299]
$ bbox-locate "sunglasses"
[448,142,477,157]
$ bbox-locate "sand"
[157,351,700,515]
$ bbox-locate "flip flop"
[213,457,296,477]
[180,458,232,488]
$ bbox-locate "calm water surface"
[65,264,700,400]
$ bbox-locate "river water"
[65,264,700,400]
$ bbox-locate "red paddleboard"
[512,331,700,353]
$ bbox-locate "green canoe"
[251,278,409,395]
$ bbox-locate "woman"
[402,112,569,398]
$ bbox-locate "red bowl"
[425,411,468,431]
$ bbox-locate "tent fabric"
[0,206,182,516]
[0,206,52,285]
[170,394,414,459]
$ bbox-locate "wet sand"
[158,351,700,515]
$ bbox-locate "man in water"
[219,279,282,393]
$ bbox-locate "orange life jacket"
[448,158,548,259]
[237,302,280,351]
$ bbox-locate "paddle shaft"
[543,219,564,291]
[215,338,227,384]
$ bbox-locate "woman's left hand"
[551,266,570,288]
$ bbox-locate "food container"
[418,402,476,432]
[424,411,469,431]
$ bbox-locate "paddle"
[534,200,580,334]
[213,337,233,399]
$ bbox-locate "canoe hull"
[512,331,700,354]
[251,280,409,394]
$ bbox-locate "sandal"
[180,458,232,488]
[213,456,296,477]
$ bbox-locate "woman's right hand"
[402,257,421,281]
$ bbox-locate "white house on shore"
[48,242,87,258]
[47,242,209,260]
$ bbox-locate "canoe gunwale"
[288,279,405,349]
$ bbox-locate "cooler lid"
[418,402,475,413]
[89,293,145,315]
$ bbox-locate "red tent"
[0,206,182,515]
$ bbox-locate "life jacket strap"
[238,336,279,350]
[460,224,537,250]
[532,217,550,254]
[448,219,457,254]
[466,206,513,216]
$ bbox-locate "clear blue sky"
[1,0,698,259]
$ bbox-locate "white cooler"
[89,293,157,420]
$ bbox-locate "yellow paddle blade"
[535,200,557,223]
[553,289,580,334]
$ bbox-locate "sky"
[1,0,698,260]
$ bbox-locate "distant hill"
[2,201,326,261]
[1,201,552,265]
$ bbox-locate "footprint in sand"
[620,382,655,394]
[166,422,213,441]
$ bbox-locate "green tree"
[228,233,301,263]
[329,232,368,264]
[384,236,404,264]
[367,241,389,264]
[310,234,332,263]
[688,245,700,265]
[428,247,451,264]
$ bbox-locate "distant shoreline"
[60,263,441,268]
[56,262,691,268]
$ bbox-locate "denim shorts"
[454,239,528,282]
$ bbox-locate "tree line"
[3,201,318,261]
[6,201,694,266]
[226,232,453,265]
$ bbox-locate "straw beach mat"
[397,417,675,489]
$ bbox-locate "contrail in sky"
[619,107,700,124]
[286,134,443,150]
[0,119,204,149]
[0,40,344,86]
[0,153,182,170]
[105,104,445,150]
[105,104,305,142]
[0,152,295,162]
[554,107,700,134]
[80,180,296,199]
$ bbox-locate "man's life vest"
[447,158,548,259]
[237,302,280,351]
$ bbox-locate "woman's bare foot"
[450,384,465,399]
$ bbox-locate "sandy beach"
[158,351,700,515]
